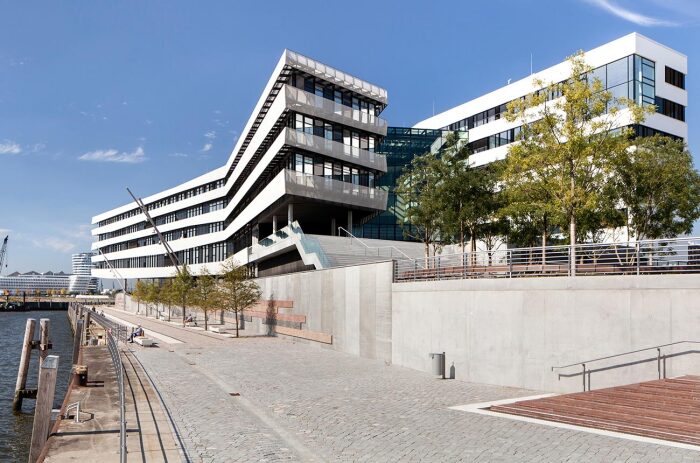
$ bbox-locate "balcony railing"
[394,237,700,282]
[285,129,387,171]
[285,85,388,135]
[284,170,388,211]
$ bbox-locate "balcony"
[284,85,388,136]
[283,170,387,211]
[284,129,387,172]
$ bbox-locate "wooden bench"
[185,317,198,327]
[133,336,154,347]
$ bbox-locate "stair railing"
[336,227,412,260]
[552,340,700,391]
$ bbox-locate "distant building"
[0,271,70,295]
[68,252,98,294]
[0,252,98,295]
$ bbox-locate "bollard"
[72,320,84,365]
[39,319,50,361]
[28,355,59,463]
[13,319,37,412]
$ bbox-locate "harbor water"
[0,311,73,462]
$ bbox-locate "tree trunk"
[182,299,186,327]
[204,311,208,331]
[168,304,171,322]
[569,216,576,276]
[541,215,548,266]
[220,309,224,325]
[235,309,240,338]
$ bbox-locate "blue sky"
[1,0,699,273]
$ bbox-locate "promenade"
[102,307,699,462]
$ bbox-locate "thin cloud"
[168,152,189,158]
[79,146,146,164]
[204,130,216,140]
[585,0,680,26]
[0,140,21,155]
[32,237,76,253]
[201,143,213,153]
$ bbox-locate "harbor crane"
[0,235,7,276]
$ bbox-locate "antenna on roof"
[507,78,512,85]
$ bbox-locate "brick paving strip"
[104,307,700,462]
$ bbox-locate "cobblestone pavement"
[115,309,700,463]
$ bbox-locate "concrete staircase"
[308,235,424,268]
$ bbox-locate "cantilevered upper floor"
[91,50,390,279]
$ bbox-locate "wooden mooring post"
[13,319,36,412]
[28,355,59,463]
[73,319,84,365]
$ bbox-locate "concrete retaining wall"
[392,274,700,393]
[253,261,394,362]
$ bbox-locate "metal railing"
[393,236,700,282]
[337,227,413,260]
[78,306,128,463]
[552,341,700,392]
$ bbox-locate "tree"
[218,260,261,338]
[146,281,161,318]
[160,279,175,321]
[610,135,700,240]
[132,280,148,313]
[395,151,444,258]
[172,265,195,326]
[193,267,219,331]
[503,51,651,273]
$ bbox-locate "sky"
[1,0,699,273]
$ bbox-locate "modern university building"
[91,32,688,280]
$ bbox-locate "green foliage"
[503,51,650,246]
[395,150,444,257]
[171,265,195,324]
[218,259,261,337]
[610,135,700,240]
[193,266,219,331]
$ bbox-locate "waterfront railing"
[77,306,127,463]
[393,236,700,282]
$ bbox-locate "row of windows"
[665,66,685,89]
[97,241,231,269]
[98,222,146,241]
[291,113,378,151]
[469,127,523,153]
[445,54,657,132]
[468,123,681,155]
[98,222,226,255]
[656,96,686,122]
[291,72,383,117]
[288,153,377,188]
[154,199,226,226]
[97,179,226,227]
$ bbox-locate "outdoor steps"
[308,234,424,268]
[490,376,700,446]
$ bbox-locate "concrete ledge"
[274,326,332,344]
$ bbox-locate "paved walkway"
[104,307,700,462]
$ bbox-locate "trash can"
[429,352,445,378]
[73,365,88,387]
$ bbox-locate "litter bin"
[429,352,445,378]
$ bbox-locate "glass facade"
[465,54,666,154]
[357,127,450,241]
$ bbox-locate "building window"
[655,96,686,122]
[665,66,685,89]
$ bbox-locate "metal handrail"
[337,226,413,260]
[79,305,127,463]
[552,340,700,392]
[551,340,700,371]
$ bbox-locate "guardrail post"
[508,250,513,278]
[636,241,641,276]
[657,348,661,379]
[582,363,586,391]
